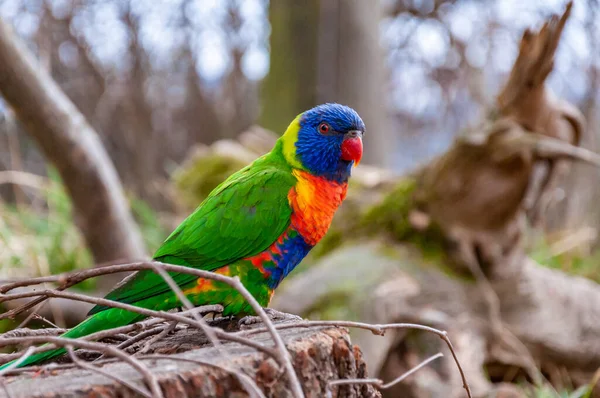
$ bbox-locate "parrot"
[0,103,365,370]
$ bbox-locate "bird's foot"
[237,308,301,329]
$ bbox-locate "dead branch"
[493,1,583,229]
[0,17,146,278]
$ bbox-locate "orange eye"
[318,122,330,134]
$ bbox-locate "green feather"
[90,145,295,314]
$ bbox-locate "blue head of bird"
[281,103,365,183]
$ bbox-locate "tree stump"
[0,318,380,398]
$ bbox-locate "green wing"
[89,160,295,314]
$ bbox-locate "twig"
[117,325,170,353]
[32,313,60,329]
[138,355,267,398]
[66,346,152,398]
[150,265,221,350]
[0,336,163,398]
[239,320,472,398]
[137,322,178,355]
[15,301,48,329]
[326,353,444,397]
[0,357,121,375]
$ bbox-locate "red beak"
[341,130,363,166]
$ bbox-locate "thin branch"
[150,265,221,350]
[137,322,177,355]
[31,313,60,329]
[116,325,170,353]
[15,301,48,329]
[326,353,444,397]
[1,327,66,339]
[0,170,50,191]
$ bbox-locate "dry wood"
[495,1,585,228]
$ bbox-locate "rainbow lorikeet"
[0,103,365,369]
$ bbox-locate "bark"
[0,18,147,269]
[1,319,380,398]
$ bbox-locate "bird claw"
[237,308,301,329]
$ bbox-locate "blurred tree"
[0,17,147,269]
[261,0,391,167]
[259,0,320,134]
[319,0,391,167]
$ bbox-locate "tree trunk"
[318,0,392,168]
[0,18,147,268]
[261,1,392,168]
[260,0,320,133]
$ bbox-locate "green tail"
[0,308,142,370]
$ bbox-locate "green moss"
[357,177,450,267]
[304,283,360,321]
[529,236,600,284]
[311,228,344,259]
[359,177,418,240]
